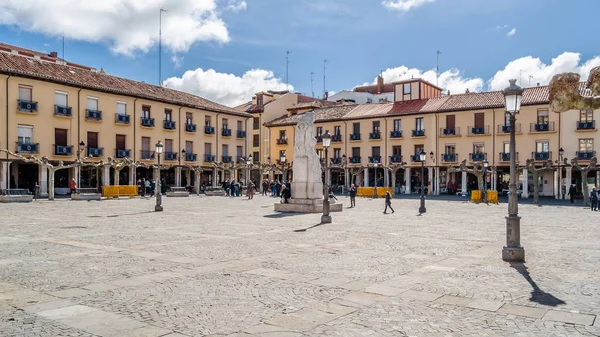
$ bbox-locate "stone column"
[186,168,191,188]
[363,170,369,187]
[129,166,135,185]
[103,165,110,186]
[344,168,349,187]
[428,167,433,195]
[554,170,559,199]
[566,166,572,187]
[175,167,182,187]
[461,171,467,196]
[39,165,48,197]
[522,167,529,198]
[384,169,389,187]
[212,168,218,186]
[0,161,9,189]
[405,168,411,194]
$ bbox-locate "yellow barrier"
[102,185,138,198]
[487,190,499,204]
[471,190,482,203]
[357,187,394,198]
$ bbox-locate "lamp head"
[503,79,524,114]
[322,130,332,148]
[155,141,163,154]
[79,141,85,151]
[419,150,426,162]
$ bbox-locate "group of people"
[222,179,245,197]
[136,177,165,197]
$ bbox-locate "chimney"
[465,88,470,94]
[537,82,540,86]
[376,75,384,94]
[50,51,58,58]
[324,91,329,100]
[447,90,451,95]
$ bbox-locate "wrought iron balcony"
[222,155,232,163]
[54,145,73,156]
[186,123,197,132]
[577,151,595,160]
[237,130,246,138]
[164,152,177,161]
[468,125,489,135]
[349,133,361,141]
[499,152,518,162]
[277,138,288,145]
[86,109,102,121]
[163,120,176,130]
[115,113,130,124]
[441,128,459,136]
[369,156,381,163]
[470,153,486,161]
[141,117,155,127]
[532,151,552,160]
[411,155,423,162]
[253,141,259,147]
[390,130,402,138]
[204,126,215,134]
[498,123,521,133]
[315,136,323,143]
[17,99,38,113]
[442,153,457,162]
[332,134,343,142]
[140,150,155,160]
[530,122,555,132]
[222,128,232,136]
[16,142,39,154]
[204,154,215,162]
[390,155,403,163]
[116,149,131,158]
[185,153,197,161]
[577,121,595,130]
[369,132,381,140]
[349,156,361,164]
[412,129,425,137]
[87,147,104,157]
[331,157,343,164]
[54,105,72,117]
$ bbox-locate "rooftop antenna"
[310,72,315,98]
[286,51,291,91]
[159,7,167,86]
[436,50,441,87]
[528,75,534,87]
[323,59,329,98]
[62,34,65,64]
[519,70,522,86]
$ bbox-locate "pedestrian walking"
[383,191,395,214]
[568,183,576,204]
[69,178,77,194]
[262,180,268,196]
[591,187,598,211]
[34,182,40,200]
[349,184,357,208]
[328,190,338,204]
[248,181,255,199]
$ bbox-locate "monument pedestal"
[274,198,343,213]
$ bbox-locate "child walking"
[383,191,395,214]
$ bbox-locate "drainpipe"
[77,88,82,153]
[215,113,221,177]
[133,98,138,162]
[178,106,183,158]
[435,112,439,195]
[5,75,11,188]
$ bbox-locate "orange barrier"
[102,185,138,198]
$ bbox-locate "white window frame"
[116,101,127,115]
[55,91,68,107]
[17,125,33,144]
[18,86,32,101]
[87,97,98,111]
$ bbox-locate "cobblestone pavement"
[0,195,599,336]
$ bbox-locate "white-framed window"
[473,143,485,154]
[536,140,549,153]
[87,97,98,111]
[415,118,424,131]
[503,142,510,153]
[403,83,411,95]
[393,119,401,132]
[579,138,593,152]
[580,110,593,123]
[116,102,127,115]
[17,125,33,144]
[18,86,32,101]
[55,91,68,107]
[537,109,549,124]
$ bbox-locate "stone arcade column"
[0,161,9,189]
[212,168,218,186]
[364,170,369,187]
[103,166,110,187]
[129,166,135,185]
[384,169,389,187]
[175,167,182,187]
[186,168,191,188]
[522,167,529,198]
[428,167,433,195]
[554,170,560,200]
[566,166,572,187]
[461,171,467,196]
[39,165,48,197]
[405,168,411,194]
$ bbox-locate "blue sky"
[0,0,598,106]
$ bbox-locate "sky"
[0,0,599,107]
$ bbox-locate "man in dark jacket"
[568,184,576,204]
[281,185,291,203]
[349,184,357,208]
[591,187,598,211]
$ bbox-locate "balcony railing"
[577,121,596,130]
[222,156,232,163]
[369,132,381,140]
[349,133,361,141]
[54,145,73,156]
[277,138,288,145]
[253,141,259,147]
[86,109,102,121]
[163,120,176,130]
[470,153,486,161]
[204,126,215,134]
[441,127,460,136]
[16,142,39,154]
[141,117,155,127]
[468,125,489,135]
[390,130,402,138]
[237,130,246,138]
[577,151,595,160]
[116,149,131,158]
[331,157,343,164]
[115,113,130,124]
[87,147,104,157]
[498,124,522,134]
[164,152,178,161]
[140,150,155,160]
[532,151,552,161]
[332,134,343,142]
[204,154,215,162]
[54,105,72,117]
[442,153,457,162]
[530,122,555,132]
[315,136,323,143]
[390,155,403,163]
[368,156,381,163]
[186,153,197,161]
[412,129,425,137]
[411,155,423,162]
[17,99,38,113]
[186,124,197,132]
[349,156,361,164]
[499,152,519,162]
[253,123,260,130]
[222,128,232,137]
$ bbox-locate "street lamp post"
[77,141,85,188]
[502,79,524,262]
[373,160,379,198]
[181,149,186,187]
[429,151,435,195]
[483,159,489,204]
[280,154,287,182]
[558,147,564,199]
[155,141,164,212]
[321,130,332,224]
[419,150,427,214]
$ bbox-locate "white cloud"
[507,28,516,37]
[382,0,436,12]
[0,0,233,56]
[225,0,247,12]
[164,68,292,107]
[171,55,184,68]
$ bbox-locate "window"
[353,122,360,134]
[55,91,68,107]
[415,118,424,131]
[504,113,511,126]
[18,86,32,101]
[116,135,126,150]
[222,118,228,129]
[164,109,172,121]
[237,146,243,158]
[141,105,151,119]
[17,125,33,144]
[116,102,127,115]
[414,145,423,155]
[579,139,593,152]
[333,148,341,158]
[87,97,98,111]
[252,151,259,162]
[54,128,67,146]
[186,141,193,153]
[474,112,484,128]
[503,142,510,153]
[373,121,380,133]
[372,146,381,158]
[352,147,360,157]
[237,120,243,131]
[316,149,323,159]
[537,109,549,124]
[334,126,341,135]
[87,132,98,149]
[279,150,286,159]
[253,117,260,129]
[186,112,193,124]
[580,110,593,122]
[536,140,549,153]
[392,146,402,157]
[222,144,229,156]
[165,139,173,153]
[403,83,411,95]
[446,115,455,129]
[256,94,263,106]
[445,144,456,154]
[253,134,259,145]
[393,119,401,132]
[316,127,323,136]
[473,143,485,154]
[141,137,150,152]
[205,116,211,126]
[204,143,212,155]
[279,130,286,139]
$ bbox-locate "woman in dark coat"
[383,191,395,214]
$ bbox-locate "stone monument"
[274,111,343,213]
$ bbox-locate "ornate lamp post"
[558,147,564,199]
[77,141,85,188]
[429,151,435,195]
[419,150,427,214]
[502,79,524,262]
[482,159,489,203]
[155,141,164,212]
[321,130,332,224]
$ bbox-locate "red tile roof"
[388,96,450,115]
[0,52,250,117]
[0,42,94,70]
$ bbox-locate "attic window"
[69,70,75,74]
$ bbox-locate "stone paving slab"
[466,298,505,312]
[497,303,549,319]
[542,309,596,326]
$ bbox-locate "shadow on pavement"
[264,213,303,219]
[510,262,566,307]
[293,223,325,232]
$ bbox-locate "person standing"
[248,181,255,199]
[281,185,291,203]
[568,183,576,204]
[383,191,395,214]
[349,184,357,208]
[591,187,598,211]
[262,180,268,196]
[69,178,77,194]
